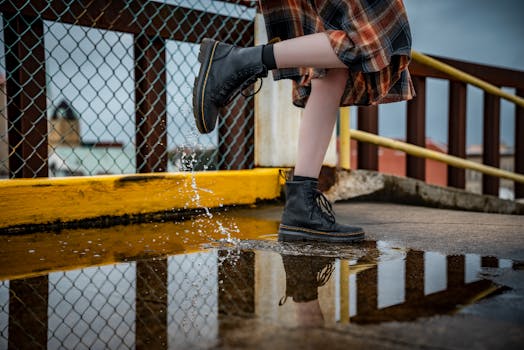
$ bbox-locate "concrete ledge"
[325,169,524,215]
[0,168,283,231]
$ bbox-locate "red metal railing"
[356,55,524,198]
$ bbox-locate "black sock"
[262,44,277,70]
[293,175,317,182]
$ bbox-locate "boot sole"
[192,38,220,134]
[278,225,365,243]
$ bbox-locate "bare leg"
[294,68,348,178]
[272,33,349,177]
[295,299,325,327]
[274,33,347,69]
[274,46,365,241]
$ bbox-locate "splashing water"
[177,129,241,248]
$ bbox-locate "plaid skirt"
[259,0,415,107]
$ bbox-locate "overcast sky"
[405,0,524,70]
[376,0,524,149]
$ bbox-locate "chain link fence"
[0,250,227,349]
[0,244,514,348]
[0,0,258,179]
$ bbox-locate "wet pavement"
[0,202,523,349]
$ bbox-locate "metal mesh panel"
[168,251,219,348]
[0,0,257,178]
[48,264,136,349]
[0,245,514,348]
[0,251,222,348]
[0,281,8,350]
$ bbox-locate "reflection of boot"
[280,254,335,304]
[193,38,269,133]
[279,180,365,243]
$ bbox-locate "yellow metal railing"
[412,51,524,108]
[338,51,524,185]
[339,107,351,170]
[350,129,524,184]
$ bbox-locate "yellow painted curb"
[0,168,283,229]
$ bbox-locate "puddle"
[0,215,520,349]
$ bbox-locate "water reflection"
[0,239,516,349]
[278,255,335,328]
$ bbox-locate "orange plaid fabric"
[259,0,415,107]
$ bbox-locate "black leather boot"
[279,254,335,305]
[279,180,365,243]
[192,38,269,134]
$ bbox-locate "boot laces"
[240,77,263,98]
[314,190,336,223]
[220,67,265,105]
[317,262,335,285]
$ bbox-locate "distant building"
[466,144,514,199]
[348,139,514,199]
[46,99,136,177]
[350,138,448,187]
[48,100,81,148]
[49,146,135,177]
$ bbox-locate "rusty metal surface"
[483,93,501,196]
[515,88,524,199]
[4,13,48,178]
[134,33,168,173]
[406,76,426,181]
[357,106,378,171]
[447,81,467,189]
[0,0,254,46]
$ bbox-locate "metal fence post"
[515,88,524,199]
[406,76,426,181]
[339,107,351,170]
[482,93,501,196]
[9,276,49,349]
[136,259,168,349]
[357,106,378,170]
[4,12,48,178]
[447,81,467,188]
[134,34,168,173]
[405,250,425,302]
[447,255,465,288]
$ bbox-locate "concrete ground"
[224,202,524,350]
[246,202,524,260]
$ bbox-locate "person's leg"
[193,33,346,133]
[273,33,347,69]
[278,67,364,242]
[294,68,348,178]
[193,33,365,241]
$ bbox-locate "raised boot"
[192,38,268,134]
[279,180,365,243]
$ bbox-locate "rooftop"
[1,202,523,349]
